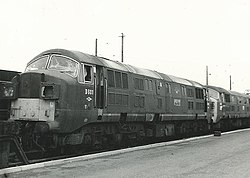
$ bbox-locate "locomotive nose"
[19,72,45,98]
[10,72,58,124]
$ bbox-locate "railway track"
[4,127,249,176]
[0,128,215,170]
[0,132,198,169]
[0,121,248,170]
[0,134,117,169]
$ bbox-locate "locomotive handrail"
[105,78,108,108]
[94,76,97,107]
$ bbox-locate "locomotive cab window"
[79,64,93,83]
[84,65,92,82]
[48,55,79,78]
[26,55,49,71]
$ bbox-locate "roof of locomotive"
[31,49,203,87]
[207,85,250,99]
[206,85,230,94]
[229,90,250,98]
[29,49,105,66]
[185,79,204,88]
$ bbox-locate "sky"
[1,0,250,92]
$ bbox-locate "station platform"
[2,129,250,178]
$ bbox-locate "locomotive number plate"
[85,89,94,95]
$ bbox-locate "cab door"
[95,66,105,109]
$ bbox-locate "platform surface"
[4,129,250,178]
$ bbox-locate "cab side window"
[84,65,92,82]
[79,64,93,83]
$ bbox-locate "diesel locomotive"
[1,48,250,154]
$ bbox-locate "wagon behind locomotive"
[0,69,20,120]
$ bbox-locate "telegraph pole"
[119,33,125,62]
[206,65,208,86]
[230,75,232,90]
[95,38,98,56]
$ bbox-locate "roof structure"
[31,49,205,87]
[207,85,231,94]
